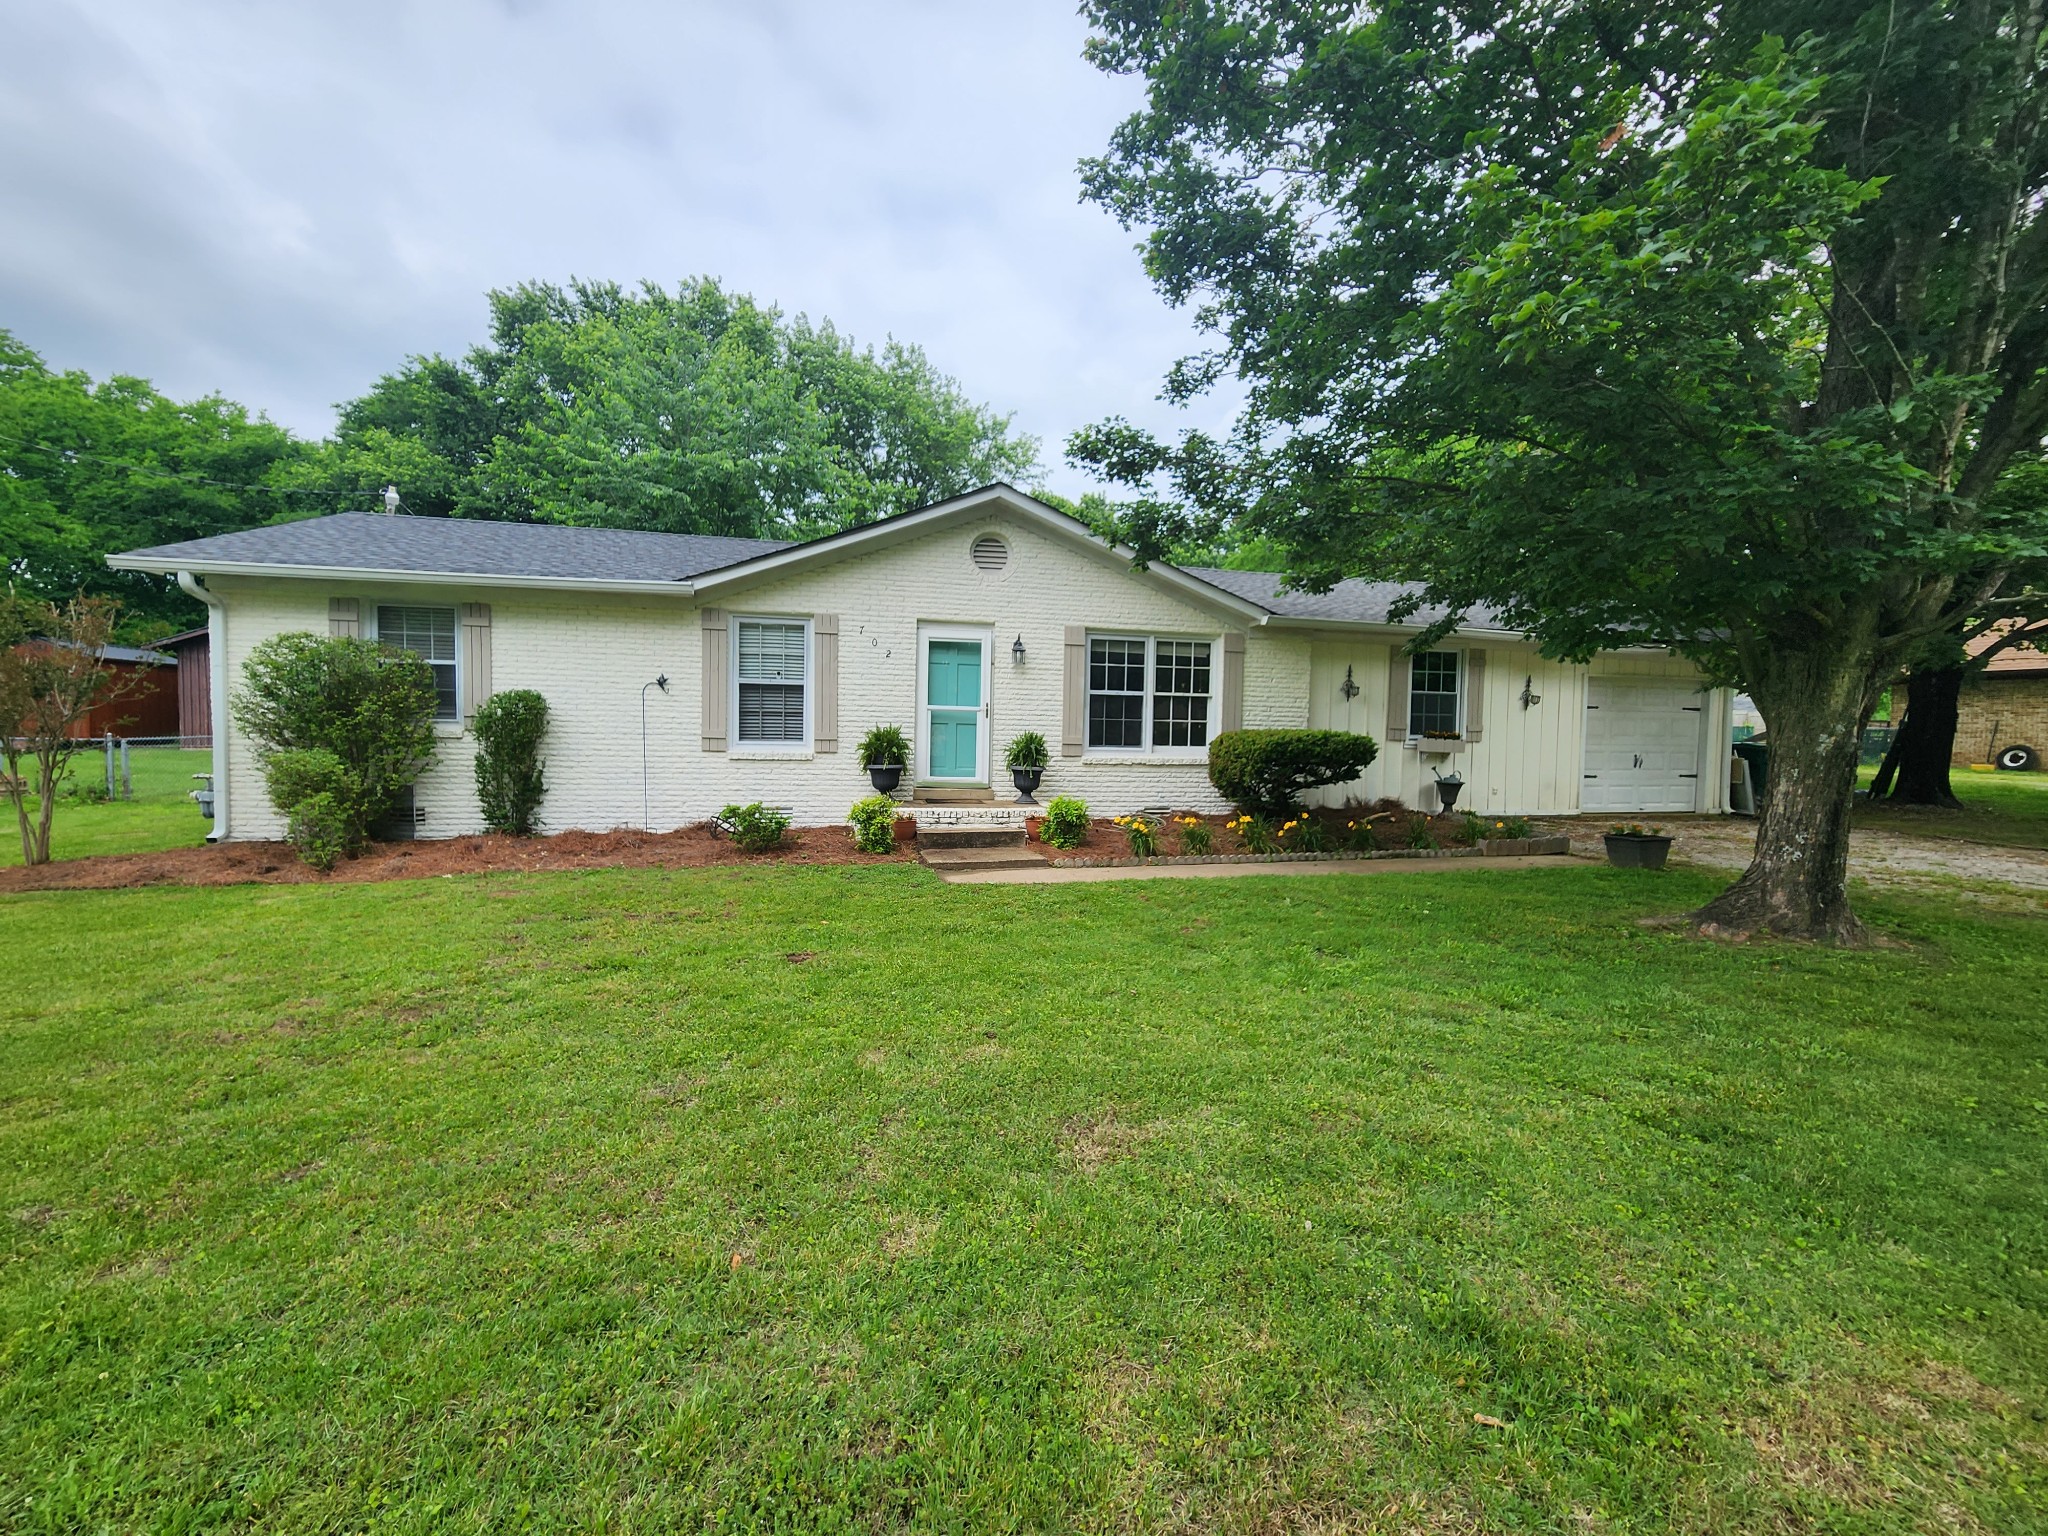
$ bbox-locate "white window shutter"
[1463,648,1486,742]
[460,603,492,724]
[328,597,359,638]
[814,614,839,753]
[1386,650,1410,741]
[700,608,728,752]
[1219,631,1246,733]
[1062,625,1086,756]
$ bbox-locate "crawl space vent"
[969,534,1009,572]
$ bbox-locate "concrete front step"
[919,845,1046,871]
[919,823,1028,850]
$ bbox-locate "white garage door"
[1582,679,1706,813]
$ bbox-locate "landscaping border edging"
[1049,835,1569,870]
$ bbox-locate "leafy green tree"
[301,279,1038,537]
[1071,3,2048,941]
[0,332,314,637]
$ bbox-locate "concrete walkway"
[938,853,1575,885]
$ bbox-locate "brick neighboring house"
[1956,623,2048,766]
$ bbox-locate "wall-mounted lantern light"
[1339,663,1360,702]
[1012,633,1026,665]
[1520,675,1542,710]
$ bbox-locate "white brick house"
[109,484,1732,840]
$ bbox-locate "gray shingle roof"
[116,512,791,583]
[1182,567,1511,631]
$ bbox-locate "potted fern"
[1006,730,1049,803]
[858,724,910,794]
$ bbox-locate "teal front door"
[925,637,984,780]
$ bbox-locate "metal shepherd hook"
[641,674,669,829]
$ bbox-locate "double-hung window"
[376,605,458,721]
[734,618,809,747]
[1086,634,1213,752]
[1408,650,1461,736]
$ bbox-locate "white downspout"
[176,570,229,842]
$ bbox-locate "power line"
[0,428,375,500]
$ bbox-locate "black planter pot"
[1603,833,1673,870]
[867,763,903,795]
[1010,765,1044,804]
[1433,776,1464,814]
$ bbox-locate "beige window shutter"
[1386,650,1410,741]
[459,603,493,724]
[814,614,839,753]
[1219,632,1246,733]
[1463,648,1486,742]
[328,597,359,638]
[1062,625,1086,757]
[700,608,728,752]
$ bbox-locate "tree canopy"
[0,331,313,637]
[300,278,1040,538]
[1071,1,2048,940]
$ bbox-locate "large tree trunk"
[1691,643,1876,944]
[1874,666,1964,808]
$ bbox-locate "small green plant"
[473,689,550,835]
[1038,796,1089,849]
[69,775,109,806]
[1005,731,1050,771]
[847,794,901,854]
[1473,814,1534,841]
[721,801,792,853]
[1406,817,1440,850]
[1113,813,1160,857]
[857,725,910,771]
[1343,816,1377,852]
[285,792,349,872]
[1227,813,1277,853]
[1608,823,1667,838]
[1175,814,1213,855]
[1275,814,1331,853]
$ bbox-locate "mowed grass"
[1856,766,2048,850]
[1,864,2043,1533]
[0,748,211,867]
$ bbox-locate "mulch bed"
[0,824,914,894]
[1030,804,1488,864]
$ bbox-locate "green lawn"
[1856,766,2048,850]
[2,864,2042,1532]
[0,748,212,867]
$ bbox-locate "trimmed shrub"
[721,801,791,853]
[848,794,900,854]
[285,791,349,872]
[474,689,550,835]
[1208,729,1378,816]
[263,747,359,856]
[1038,795,1089,849]
[857,724,910,770]
[236,632,438,857]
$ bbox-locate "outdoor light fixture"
[1520,675,1542,710]
[1012,633,1026,665]
[1340,663,1360,702]
[641,673,670,829]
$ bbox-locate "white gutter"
[177,571,229,842]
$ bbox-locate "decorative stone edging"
[1048,835,1570,870]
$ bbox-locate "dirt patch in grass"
[0,822,916,893]
[1059,1108,1158,1172]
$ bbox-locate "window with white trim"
[1087,634,1213,751]
[375,605,458,720]
[734,618,809,746]
[1408,650,1461,736]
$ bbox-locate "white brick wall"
[209,509,1722,839]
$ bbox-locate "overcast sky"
[0,1,1234,498]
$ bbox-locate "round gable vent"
[969,533,1009,572]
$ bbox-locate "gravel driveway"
[1538,816,2048,893]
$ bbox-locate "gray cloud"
[0,0,1237,496]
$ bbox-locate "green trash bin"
[1733,739,1769,808]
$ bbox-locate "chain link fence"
[88,734,214,816]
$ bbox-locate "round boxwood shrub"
[1208,729,1378,817]
[721,801,792,853]
[473,689,550,835]
[285,791,350,873]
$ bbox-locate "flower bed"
[1030,805,1568,866]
